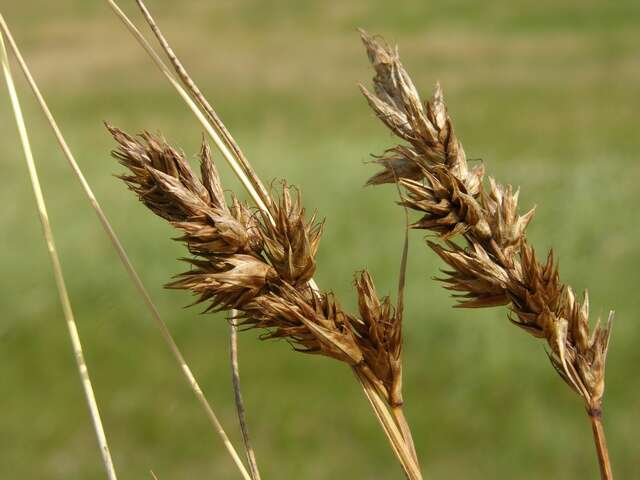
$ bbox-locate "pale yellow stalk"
[230,311,262,480]
[104,0,270,217]
[0,31,117,480]
[0,15,251,480]
[107,4,264,475]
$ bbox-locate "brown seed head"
[110,125,406,406]
[359,32,613,408]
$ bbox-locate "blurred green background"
[1,0,638,478]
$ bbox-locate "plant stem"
[392,405,419,466]
[1,29,118,480]
[589,408,613,480]
[133,0,272,213]
[230,313,262,480]
[105,0,270,217]
[0,15,251,480]
[354,369,423,480]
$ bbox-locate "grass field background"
[1,1,638,478]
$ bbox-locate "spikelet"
[257,184,323,286]
[354,271,403,406]
[242,285,364,365]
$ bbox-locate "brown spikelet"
[354,271,403,406]
[199,139,227,210]
[168,255,277,312]
[109,126,210,220]
[257,183,323,286]
[241,285,364,365]
[429,240,511,309]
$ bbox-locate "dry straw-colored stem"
[0,15,251,480]
[106,4,262,476]
[589,411,613,480]
[230,312,262,480]
[0,30,118,480]
[354,369,422,480]
[392,405,417,464]
[106,2,422,478]
[104,0,270,217]
[133,0,272,214]
[131,2,264,474]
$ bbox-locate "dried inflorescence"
[359,32,612,412]
[108,125,404,406]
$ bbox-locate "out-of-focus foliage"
[0,0,638,478]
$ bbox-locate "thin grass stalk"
[356,367,423,480]
[230,310,261,480]
[133,0,272,214]
[356,374,404,463]
[0,16,251,480]
[106,3,422,477]
[104,0,270,217]
[0,31,118,480]
[590,413,613,480]
[354,370,422,480]
[108,4,264,474]
[392,406,416,464]
[106,5,264,474]
[390,177,418,465]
